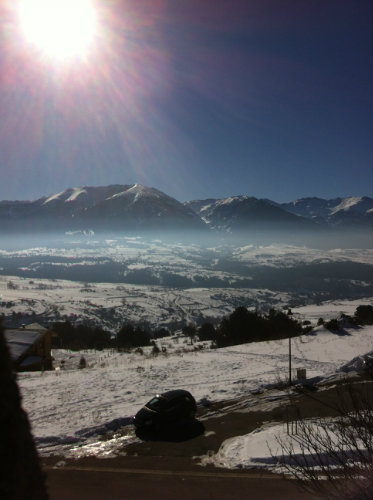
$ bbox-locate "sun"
[18,0,98,61]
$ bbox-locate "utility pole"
[287,309,293,385]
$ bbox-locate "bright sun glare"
[18,0,97,60]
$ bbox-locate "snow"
[109,185,164,203]
[1,238,371,465]
[15,309,373,459]
[42,190,67,205]
[198,419,350,473]
[0,274,295,330]
[330,197,364,215]
[1,239,371,331]
[66,188,87,202]
[42,188,88,205]
[198,422,287,470]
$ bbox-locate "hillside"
[16,299,373,459]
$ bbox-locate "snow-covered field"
[0,274,292,329]
[0,240,371,329]
[2,239,371,469]
[17,298,372,464]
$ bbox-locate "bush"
[354,305,373,325]
[182,323,197,344]
[78,356,86,369]
[116,324,150,348]
[197,322,217,341]
[325,318,340,332]
[151,342,160,355]
[215,307,302,348]
[153,328,170,339]
[52,321,111,349]
[275,381,373,500]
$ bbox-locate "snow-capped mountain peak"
[281,196,373,228]
[42,189,71,205]
[330,197,370,215]
[108,184,166,204]
[42,187,90,205]
[0,186,371,235]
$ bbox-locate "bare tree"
[274,380,373,500]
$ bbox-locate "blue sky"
[0,0,372,203]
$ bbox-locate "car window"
[146,396,168,411]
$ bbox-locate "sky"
[0,0,372,203]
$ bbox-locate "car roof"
[159,389,192,401]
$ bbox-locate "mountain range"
[0,184,371,235]
[185,195,373,232]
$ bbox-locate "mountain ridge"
[0,185,371,235]
[185,194,372,231]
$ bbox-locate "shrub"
[116,324,150,348]
[6,280,18,290]
[182,323,197,344]
[215,307,303,348]
[52,321,111,349]
[354,305,373,325]
[197,322,217,341]
[78,356,86,369]
[153,328,170,339]
[151,342,160,355]
[275,381,373,500]
[325,318,340,332]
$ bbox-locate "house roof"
[20,355,43,367]
[5,329,42,361]
[23,323,47,332]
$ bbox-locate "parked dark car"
[133,389,197,431]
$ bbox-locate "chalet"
[5,323,54,372]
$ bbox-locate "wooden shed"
[5,323,54,372]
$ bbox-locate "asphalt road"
[44,456,319,500]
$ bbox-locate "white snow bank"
[198,417,370,474]
[198,422,285,470]
[339,350,373,374]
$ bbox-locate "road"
[44,456,319,500]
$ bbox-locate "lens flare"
[18,0,97,60]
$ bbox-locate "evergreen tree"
[354,305,373,325]
[116,324,150,348]
[197,322,217,341]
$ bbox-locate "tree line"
[51,304,373,350]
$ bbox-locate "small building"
[5,323,54,372]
